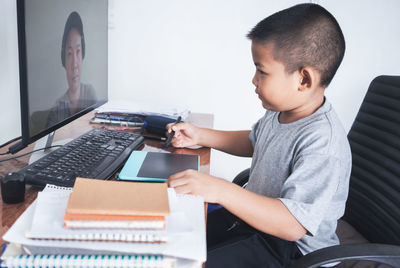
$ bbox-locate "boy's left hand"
[167,169,227,203]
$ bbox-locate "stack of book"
[91,100,190,130]
[90,112,146,127]
[24,178,171,244]
[63,178,169,232]
[2,178,205,267]
[2,177,206,267]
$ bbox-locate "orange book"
[64,177,170,229]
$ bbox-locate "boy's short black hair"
[247,3,345,87]
[61,11,85,67]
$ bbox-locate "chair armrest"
[232,168,250,187]
[291,243,400,268]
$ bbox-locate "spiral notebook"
[3,185,206,262]
[1,243,176,268]
[27,183,170,243]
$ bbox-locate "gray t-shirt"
[47,83,97,128]
[247,99,351,255]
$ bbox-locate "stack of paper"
[2,184,206,267]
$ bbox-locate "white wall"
[0,0,20,145]
[1,0,399,179]
[108,0,400,180]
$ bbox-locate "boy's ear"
[298,67,317,92]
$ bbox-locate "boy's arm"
[218,181,307,241]
[167,122,253,157]
[197,128,253,157]
[167,170,307,241]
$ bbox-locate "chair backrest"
[344,75,400,245]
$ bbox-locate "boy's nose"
[252,74,258,87]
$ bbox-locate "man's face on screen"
[65,28,82,92]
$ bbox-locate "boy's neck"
[278,94,325,124]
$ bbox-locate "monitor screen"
[17,0,108,148]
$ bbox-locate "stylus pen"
[143,135,167,141]
[163,116,182,148]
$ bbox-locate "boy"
[167,3,351,268]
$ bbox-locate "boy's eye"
[257,69,267,75]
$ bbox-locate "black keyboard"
[19,128,144,188]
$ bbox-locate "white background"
[1,0,399,179]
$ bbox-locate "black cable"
[0,145,62,163]
[0,151,11,156]
[0,136,22,150]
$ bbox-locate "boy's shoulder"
[254,100,349,157]
[257,99,341,133]
[292,101,350,158]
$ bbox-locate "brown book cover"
[64,178,170,228]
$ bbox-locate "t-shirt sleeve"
[278,154,342,236]
[249,111,276,148]
[249,116,264,147]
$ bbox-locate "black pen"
[142,135,166,141]
[163,116,182,148]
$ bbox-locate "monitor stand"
[44,131,55,153]
[29,131,72,165]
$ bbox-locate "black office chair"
[233,75,400,268]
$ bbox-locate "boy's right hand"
[166,122,200,148]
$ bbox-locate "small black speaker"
[1,172,25,204]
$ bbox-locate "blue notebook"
[118,151,200,182]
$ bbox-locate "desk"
[0,111,213,245]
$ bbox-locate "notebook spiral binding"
[28,233,168,243]
[2,254,176,268]
[64,218,165,229]
[44,184,72,192]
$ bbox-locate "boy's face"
[251,42,301,112]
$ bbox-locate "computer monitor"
[13,0,108,153]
